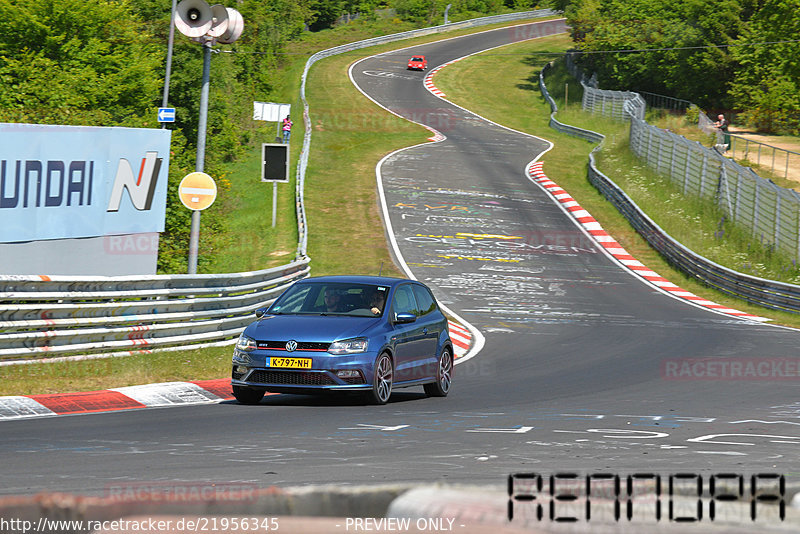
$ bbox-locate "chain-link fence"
[638,91,691,113]
[564,52,645,120]
[629,117,800,259]
[582,86,646,121]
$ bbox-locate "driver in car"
[323,288,344,312]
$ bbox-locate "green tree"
[565,0,744,108]
[309,0,348,30]
[729,0,800,133]
[0,0,162,125]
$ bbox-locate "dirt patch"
[728,126,800,153]
[725,126,800,186]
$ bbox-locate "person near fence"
[282,115,292,144]
[714,113,730,151]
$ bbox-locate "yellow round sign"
[179,172,217,211]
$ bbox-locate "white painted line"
[467,426,533,433]
[694,451,747,455]
[339,423,410,431]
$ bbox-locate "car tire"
[232,385,265,405]
[368,353,394,405]
[423,346,452,397]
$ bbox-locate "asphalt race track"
[1,20,798,502]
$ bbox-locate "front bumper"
[232,367,370,391]
[231,349,377,392]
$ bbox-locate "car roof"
[295,275,418,288]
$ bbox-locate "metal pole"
[161,0,178,130]
[272,181,278,228]
[188,43,212,274]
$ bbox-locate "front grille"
[247,369,335,386]
[232,368,245,380]
[341,375,365,385]
[256,341,330,351]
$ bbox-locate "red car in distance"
[407,55,427,70]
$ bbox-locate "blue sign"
[158,107,176,122]
[0,123,172,243]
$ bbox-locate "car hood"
[244,314,380,342]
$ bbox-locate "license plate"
[268,357,312,369]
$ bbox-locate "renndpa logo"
[107,151,163,212]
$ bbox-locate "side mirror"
[394,312,416,324]
[255,307,269,318]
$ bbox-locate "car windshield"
[411,57,423,61]
[268,282,389,317]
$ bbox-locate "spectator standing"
[714,113,730,150]
[282,115,292,144]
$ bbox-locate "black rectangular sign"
[261,143,289,182]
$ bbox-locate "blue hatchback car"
[231,275,454,405]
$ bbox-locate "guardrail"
[1,11,558,364]
[540,73,603,144]
[0,261,310,363]
[540,61,800,314]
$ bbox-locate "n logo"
[107,151,163,212]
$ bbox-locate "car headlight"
[328,338,368,355]
[236,333,257,352]
[232,350,252,364]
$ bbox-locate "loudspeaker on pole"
[206,4,230,38]
[217,8,244,44]
[175,0,213,38]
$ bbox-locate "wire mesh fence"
[628,117,800,260]
[565,53,800,262]
[540,61,800,314]
[637,91,691,113]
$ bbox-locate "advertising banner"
[0,123,171,243]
